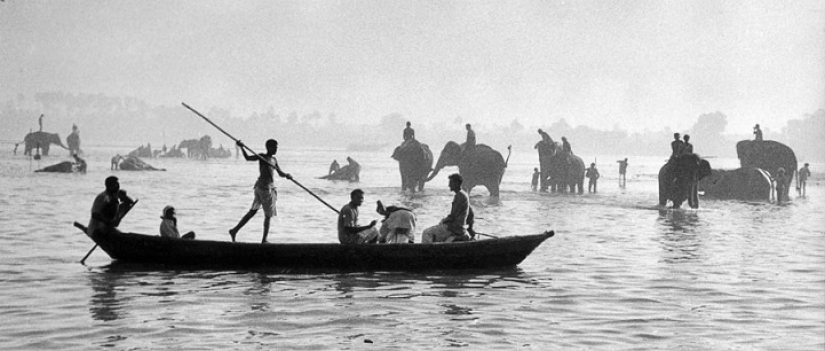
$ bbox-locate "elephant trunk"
[426,159,445,182]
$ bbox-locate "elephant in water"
[24,131,68,156]
[35,155,86,173]
[320,157,360,182]
[391,139,433,192]
[736,140,797,202]
[535,139,585,194]
[119,155,166,171]
[658,154,712,209]
[698,167,774,202]
[426,141,510,197]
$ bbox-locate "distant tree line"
[1,92,822,162]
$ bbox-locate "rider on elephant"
[463,124,476,154]
[403,121,415,141]
[681,135,694,155]
[670,133,685,161]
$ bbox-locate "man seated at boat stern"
[87,176,134,238]
[338,189,379,244]
[376,200,416,244]
[422,173,476,243]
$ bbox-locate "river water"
[1,145,823,350]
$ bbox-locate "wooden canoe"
[74,222,554,270]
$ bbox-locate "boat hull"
[77,223,553,270]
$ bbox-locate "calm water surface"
[1,146,823,350]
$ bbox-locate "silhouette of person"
[617,158,628,187]
[774,167,788,204]
[403,121,415,141]
[586,163,600,193]
[537,129,553,144]
[753,124,763,141]
[531,167,540,191]
[13,143,18,155]
[329,159,340,175]
[465,123,476,149]
[798,163,811,197]
[670,133,684,160]
[38,114,44,132]
[682,134,693,155]
[561,136,572,154]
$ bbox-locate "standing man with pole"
[229,139,292,243]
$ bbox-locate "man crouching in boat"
[422,173,476,243]
[376,200,416,243]
[338,189,379,244]
[87,176,134,238]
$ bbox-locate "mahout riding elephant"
[535,139,585,194]
[426,141,510,197]
[391,139,433,192]
[698,167,773,202]
[66,126,82,156]
[23,131,68,156]
[320,157,360,181]
[736,140,797,202]
[658,154,712,209]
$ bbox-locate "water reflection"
[86,263,186,322]
[656,210,704,263]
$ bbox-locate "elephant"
[736,140,797,202]
[119,155,165,171]
[658,154,712,209]
[319,157,360,181]
[35,161,74,173]
[178,137,212,159]
[535,139,585,194]
[128,144,153,158]
[67,128,82,156]
[391,139,433,192]
[698,167,773,202]
[426,142,510,197]
[24,131,68,156]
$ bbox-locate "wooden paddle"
[79,198,138,264]
[182,102,340,215]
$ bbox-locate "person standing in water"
[585,163,600,193]
[616,158,628,187]
[229,139,292,243]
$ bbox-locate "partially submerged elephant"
[698,167,773,202]
[427,141,510,197]
[658,154,712,209]
[391,139,433,192]
[24,131,68,156]
[35,155,86,173]
[320,157,360,182]
[535,139,585,194]
[119,155,165,171]
[736,140,797,202]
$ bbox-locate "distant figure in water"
[798,163,811,197]
[585,163,600,193]
[682,134,693,155]
[111,154,122,170]
[13,143,18,155]
[403,121,415,141]
[773,167,788,204]
[616,158,628,187]
[72,154,87,173]
[531,167,540,191]
[670,133,684,161]
[753,124,763,141]
[159,205,195,240]
[328,159,340,175]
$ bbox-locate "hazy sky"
[2,0,823,133]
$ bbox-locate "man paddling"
[87,176,134,238]
[229,139,292,243]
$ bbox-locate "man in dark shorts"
[229,139,292,243]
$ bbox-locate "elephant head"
[659,154,712,209]
[736,140,797,201]
[67,130,82,156]
[24,131,67,156]
[427,141,508,197]
[392,139,433,192]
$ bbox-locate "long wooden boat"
[75,222,554,270]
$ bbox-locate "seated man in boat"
[87,176,135,238]
[422,173,476,243]
[338,189,379,244]
[159,206,195,240]
[376,200,416,244]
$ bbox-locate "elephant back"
[699,167,772,201]
[736,140,797,179]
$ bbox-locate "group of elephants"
[388,135,798,209]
